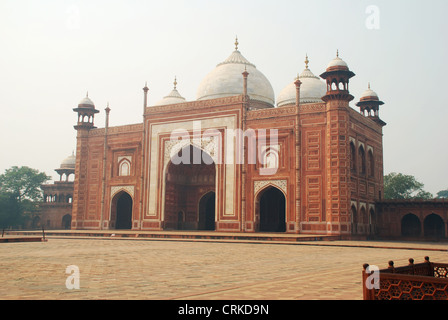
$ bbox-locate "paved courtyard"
[0,236,447,300]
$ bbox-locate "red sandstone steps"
[3,230,341,243]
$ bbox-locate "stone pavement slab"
[0,237,447,300]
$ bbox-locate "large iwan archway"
[164,145,216,230]
[256,186,286,232]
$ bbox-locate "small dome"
[60,152,76,170]
[197,39,275,106]
[326,51,349,71]
[277,57,326,107]
[78,93,95,108]
[359,84,379,101]
[153,78,187,106]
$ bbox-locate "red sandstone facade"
[70,49,388,236]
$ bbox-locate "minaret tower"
[319,51,355,235]
[71,93,100,229]
[320,50,356,104]
[356,83,386,127]
[73,92,100,130]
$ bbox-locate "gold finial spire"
[174,76,177,89]
[235,36,239,50]
[305,54,309,69]
[336,49,339,58]
[368,82,371,90]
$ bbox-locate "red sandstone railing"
[362,257,448,300]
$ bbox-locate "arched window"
[119,159,131,176]
[359,146,366,175]
[368,150,374,177]
[350,142,356,172]
[331,81,337,91]
[263,149,279,170]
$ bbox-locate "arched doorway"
[164,145,216,230]
[62,214,72,230]
[424,214,445,239]
[369,208,376,235]
[257,186,286,232]
[351,205,358,235]
[401,213,421,237]
[198,192,216,231]
[112,192,133,230]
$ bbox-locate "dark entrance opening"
[424,214,445,239]
[115,192,133,230]
[401,213,421,237]
[199,192,216,231]
[259,187,286,232]
[62,214,72,230]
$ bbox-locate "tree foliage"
[0,166,50,228]
[436,189,448,199]
[0,166,50,202]
[384,172,433,200]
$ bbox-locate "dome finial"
[86,91,89,97]
[305,54,309,69]
[174,76,177,89]
[368,82,371,90]
[235,36,239,51]
[336,49,339,58]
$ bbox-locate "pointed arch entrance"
[256,186,286,232]
[198,191,216,231]
[401,213,421,237]
[62,214,72,230]
[164,145,216,230]
[111,191,133,230]
[424,214,445,239]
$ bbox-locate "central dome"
[277,56,326,107]
[196,41,275,106]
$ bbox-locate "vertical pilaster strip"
[100,105,110,229]
[140,83,149,230]
[241,68,249,232]
[294,77,302,233]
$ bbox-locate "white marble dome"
[196,43,275,106]
[153,79,186,106]
[360,84,379,101]
[326,51,349,70]
[78,94,95,108]
[277,62,326,107]
[60,152,76,169]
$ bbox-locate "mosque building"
[39,152,75,229]
[67,39,390,236]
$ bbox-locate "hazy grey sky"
[0,0,447,195]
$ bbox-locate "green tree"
[436,189,448,199]
[384,172,433,200]
[0,166,50,202]
[0,192,22,228]
[0,166,50,228]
